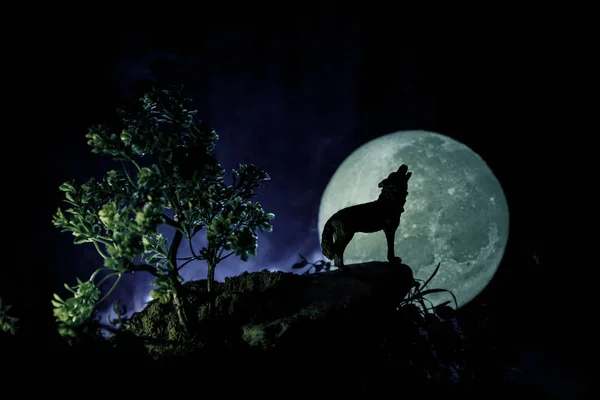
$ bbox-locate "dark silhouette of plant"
[107,300,128,327]
[288,257,483,387]
[0,297,18,335]
[51,86,275,338]
[291,253,332,274]
[399,262,458,315]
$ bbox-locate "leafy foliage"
[51,278,101,337]
[0,297,18,335]
[51,86,274,337]
[106,300,128,327]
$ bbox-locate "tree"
[51,86,275,338]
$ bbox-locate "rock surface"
[119,261,415,358]
[240,261,415,348]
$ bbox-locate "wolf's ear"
[406,172,412,181]
[378,176,391,187]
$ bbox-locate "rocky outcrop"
[119,261,415,358]
[239,261,414,348]
[56,261,550,396]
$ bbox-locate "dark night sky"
[4,8,591,394]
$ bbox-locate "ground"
[35,263,551,395]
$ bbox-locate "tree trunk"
[171,286,188,333]
[207,263,215,293]
[207,258,216,317]
[169,229,189,333]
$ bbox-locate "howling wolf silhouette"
[321,164,412,270]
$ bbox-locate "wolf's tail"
[321,218,335,260]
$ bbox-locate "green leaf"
[146,253,163,264]
[59,181,76,193]
[64,283,76,293]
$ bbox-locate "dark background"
[4,7,590,395]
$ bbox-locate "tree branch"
[177,257,196,271]
[92,241,108,259]
[191,223,204,238]
[217,214,249,260]
[130,263,159,277]
[168,230,183,270]
[120,160,136,186]
[163,214,180,228]
[218,251,235,263]
[188,235,201,259]
[130,159,142,172]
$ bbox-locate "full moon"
[318,130,509,308]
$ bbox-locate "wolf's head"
[378,164,412,189]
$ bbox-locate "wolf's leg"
[384,226,401,263]
[335,232,355,270]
